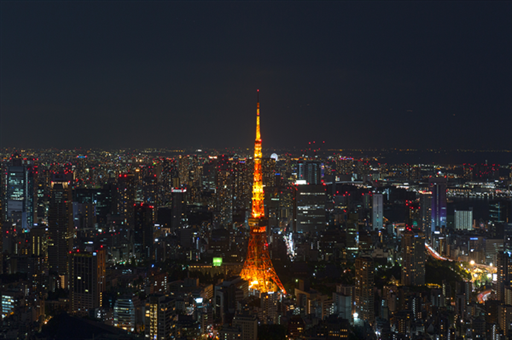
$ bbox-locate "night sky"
[1,1,511,150]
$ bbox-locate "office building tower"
[355,256,374,325]
[72,202,96,235]
[232,314,258,340]
[73,185,115,228]
[114,295,141,333]
[216,155,235,226]
[69,248,106,313]
[214,155,252,226]
[160,158,179,205]
[262,157,277,188]
[455,209,473,230]
[419,190,432,235]
[171,188,186,231]
[145,294,176,340]
[372,193,383,230]
[295,184,326,233]
[490,200,512,225]
[134,203,154,259]
[30,225,47,257]
[297,161,321,185]
[47,173,73,287]
[497,252,512,302]
[429,177,447,234]
[142,175,158,205]
[6,154,36,231]
[0,171,3,274]
[401,228,426,286]
[117,173,135,230]
[346,213,359,259]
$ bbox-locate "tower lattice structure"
[240,90,286,294]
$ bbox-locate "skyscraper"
[401,228,426,286]
[372,193,383,230]
[497,251,512,302]
[6,154,35,231]
[295,183,326,233]
[69,248,106,313]
[429,177,447,235]
[355,256,374,325]
[134,203,154,259]
[145,294,176,340]
[47,173,73,287]
[117,173,135,231]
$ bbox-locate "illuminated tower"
[240,90,286,294]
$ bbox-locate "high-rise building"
[297,161,322,185]
[171,188,186,231]
[145,294,176,340]
[114,295,141,333]
[69,248,106,313]
[295,184,326,233]
[455,209,473,230]
[355,256,374,325]
[497,252,512,302]
[5,154,36,231]
[73,185,115,228]
[214,155,252,226]
[117,173,135,230]
[47,173,73,287]
[429,177,447,235]
[232,314,258,340]
[372,193,383,230]
[0,170,3,274]
[30,225,47,257]
[346,213,359,260]
[490,200,512,225]
[401,228,426,286]
[134,203,154,259]
[419,190,432,236]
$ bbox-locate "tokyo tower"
[240,90,286,294]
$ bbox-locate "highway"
[477,289,492,303]
[425,242,494,304]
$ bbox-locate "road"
[425,242,494,304]
[477,289,492,303]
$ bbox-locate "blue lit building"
[429,177,447,235]
[5,153,35,231]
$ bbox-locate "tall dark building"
[295,184,326,233]
[47,173,73,287]
[401,228,426,286]
[355,256,374,325]
[171,188,186,231]
[69,248,106,313]
[0,168,3,274]
[429,177,447,235]
[490,200,512,225]
[118,173,135,231]
[297,160,322,185]
[497,252,512,302]
[6,154,36,231]
[134,203,154,259]
[74,185,115,228]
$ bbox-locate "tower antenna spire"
[240,90,286,294]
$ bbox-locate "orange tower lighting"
[240,90,286,294]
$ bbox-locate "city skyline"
[1,2,511,150]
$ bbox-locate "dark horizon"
[1,2,511,150]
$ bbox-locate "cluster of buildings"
[0,144,511,340]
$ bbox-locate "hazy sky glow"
[1,1,511,150]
